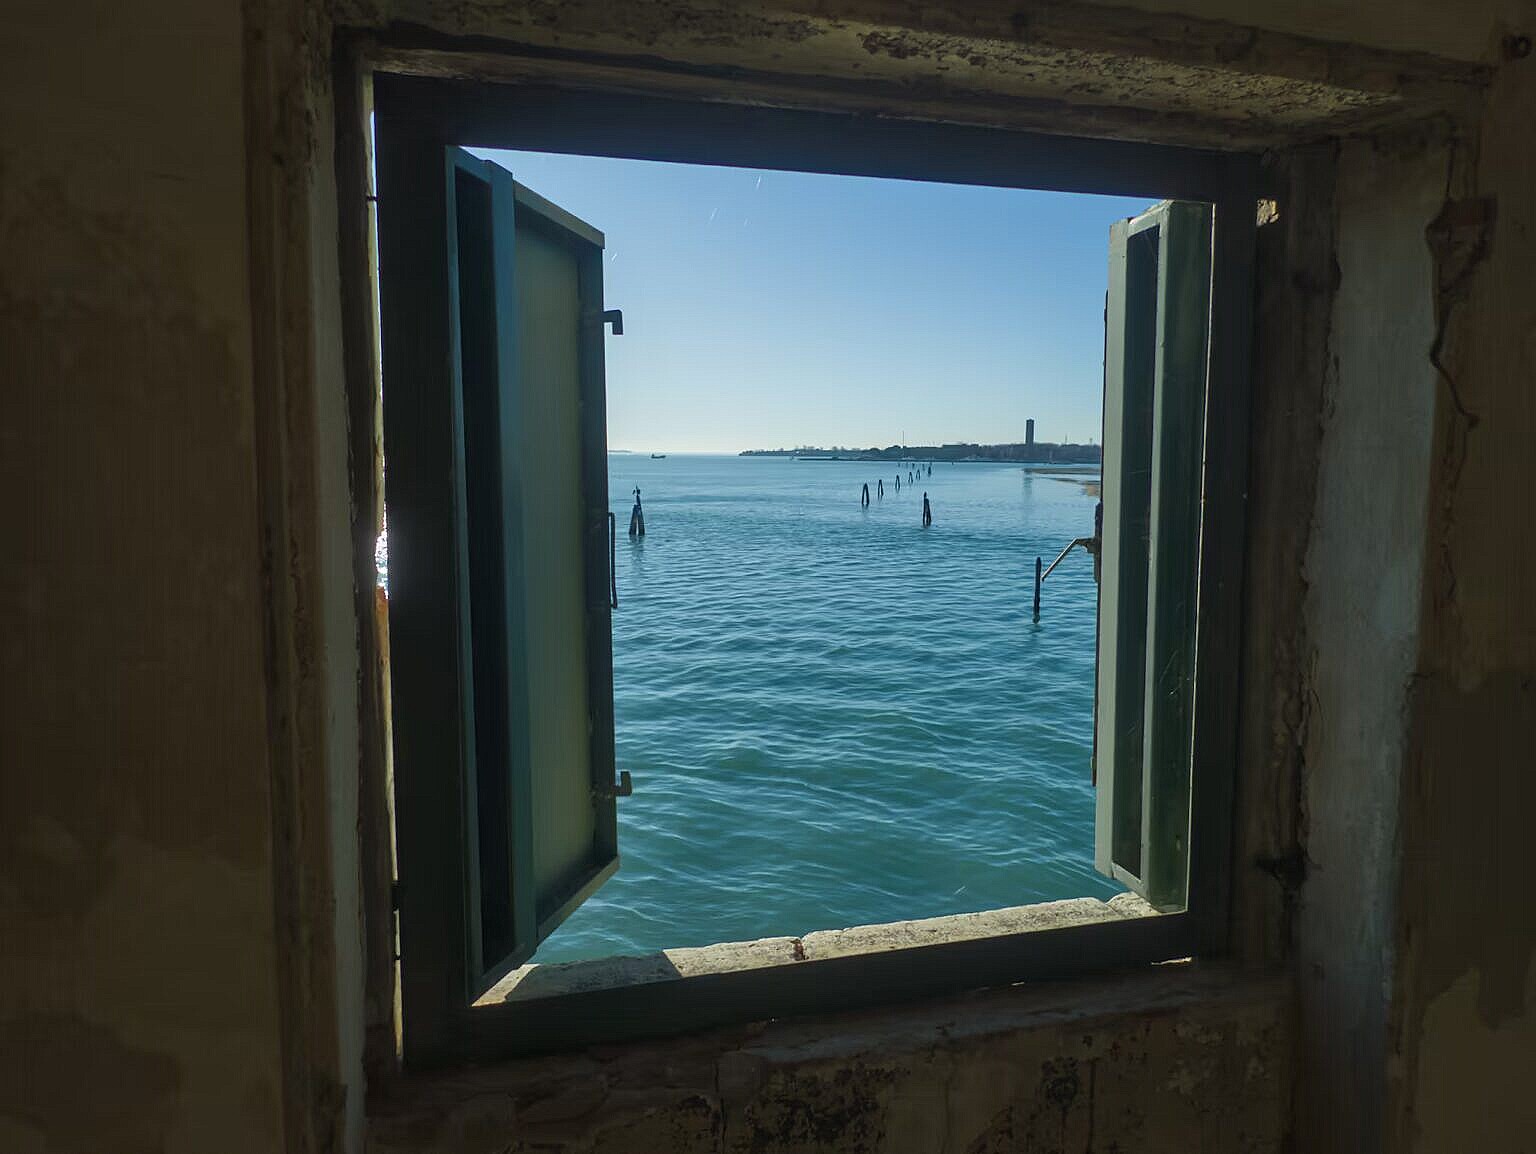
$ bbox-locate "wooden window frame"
[1096,200,1217,911]
[359,69,1257,1069]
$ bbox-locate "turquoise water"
[535,453,1117,963]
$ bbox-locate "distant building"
[1026,419,1035,446]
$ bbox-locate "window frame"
[367,71,1256,1068]
[1096,199,1217,911]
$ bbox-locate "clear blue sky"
[473,148,1151,453]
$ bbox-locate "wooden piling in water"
[1033,556,1042,622]
[628,486,645,537]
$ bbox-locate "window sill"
[481,892,1157,1005]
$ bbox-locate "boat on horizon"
[650,452,667,459]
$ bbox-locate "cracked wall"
[1279,34,1536,1152]
[370,969,1290,1154]
[1294,128,1445,1153]
[1230,143,1336,970]
[1388,46,1536,1152]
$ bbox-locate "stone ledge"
[482,892,1157,1004]
[377,964,1292,1154]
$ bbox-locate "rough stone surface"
[800,896,1146,959]
[374,967,1291,1154]
[487,937,804,1002]
[351,0,1485,149]
[488,897,1159,1002]
[1229,143,1336,971]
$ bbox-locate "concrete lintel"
[350,0,1487,149]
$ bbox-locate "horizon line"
[610,442,1100,455]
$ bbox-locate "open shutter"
[1094,200,1213,911]
[498,177,625,957]
[379,132,621,1030]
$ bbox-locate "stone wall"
[372,967,1290,1154]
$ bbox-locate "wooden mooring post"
[1033,556,1042,622]
[628,486,645,537]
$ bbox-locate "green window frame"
[369,73,1255,1068]
[377,115,625,1064]
[1096,201,1215,911]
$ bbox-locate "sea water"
[534,452,1119,963]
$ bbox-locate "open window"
[377,133,626,1047]
[1094,201,1214,911]
[368,77,1254,1068]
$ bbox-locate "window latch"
[586,308,624,335]
[596,770,633,799]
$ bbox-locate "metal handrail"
[1042,536,1097,582]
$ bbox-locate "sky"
[473,148,1152,454]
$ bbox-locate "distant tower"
[1026,418,1036,447]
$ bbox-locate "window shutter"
[495,175,624,959]
[1094,201,1213,912]
[380,140,621,1011]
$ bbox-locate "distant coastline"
[740,441,1101,465]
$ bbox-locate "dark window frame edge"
[351,55,1257,1070]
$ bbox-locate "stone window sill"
[481,893,1158,1005]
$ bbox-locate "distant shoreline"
[739,442,1101,465]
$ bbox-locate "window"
[372,77,1254,1066]
[1096,201,1214,911]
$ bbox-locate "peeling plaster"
[1411,961,1536,1149]
[1293,129,1445,1154]
[1389,47,1536,1152]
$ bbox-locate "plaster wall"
[1294,134,1444,1151]
[1277,41,1536,1153]
[0,2,288,1151]
[1,0,365,1150]
[3,1,1534,1153]
[1388,54,1536,1151]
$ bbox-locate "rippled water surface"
[535,453,1117,962]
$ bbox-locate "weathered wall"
[0,1,288,1150]
[1,0,364,1151]
[371,968,1290,1154]
[343,0,1488,149]
[1293,131,1445,1151]
[1388,48,1536,1151]
[1230,144,1335,970]
[1082,0,1530,63]
[4,0,1533,1152]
